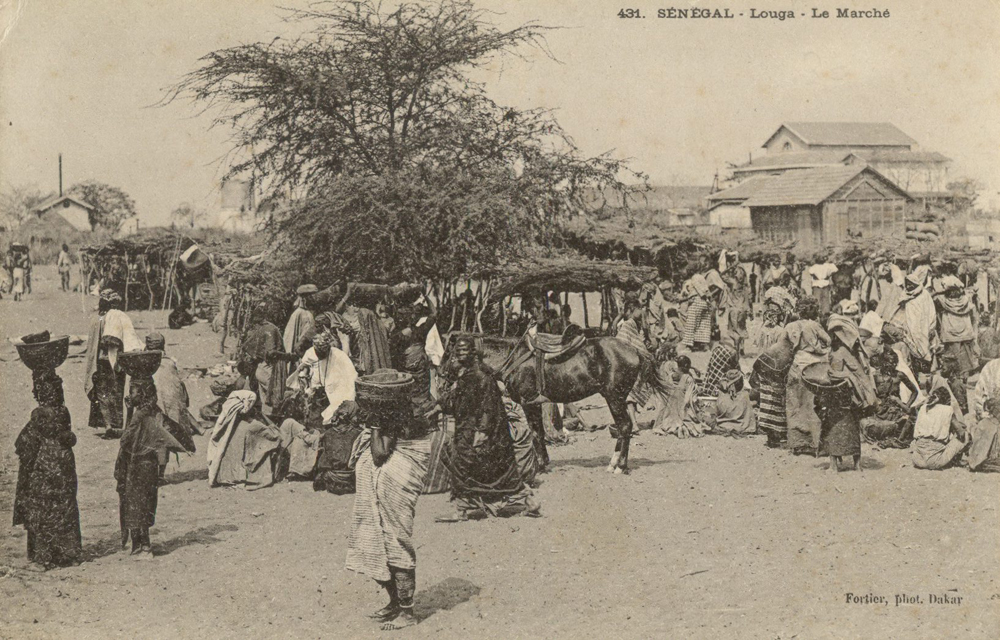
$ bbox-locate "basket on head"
[800,361,847,395]
[355,369,414,415]
[118,350,163,378]
[15,334,69,372]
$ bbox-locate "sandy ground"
[1,266,998,640]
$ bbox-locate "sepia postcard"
[0,1,998,638]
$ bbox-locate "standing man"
[284,284,318,360]
[84,289,144,438]
[438,336,540,521]
[337,283,393,376]
[934,276,979,383]
[238,302,288,413]
[892,266,938,379]
[57,244,72,292]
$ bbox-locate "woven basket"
[118,350,164,379]
[16,335,69,371]
[356,369,414,415]
[801,362,848,395]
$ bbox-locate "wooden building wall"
[750,206,821,247]
[822,173,908,242]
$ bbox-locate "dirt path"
[1,267,998,639]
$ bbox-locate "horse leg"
[523,404,550,472]
[605,397,633,475]
[607,438,622,474]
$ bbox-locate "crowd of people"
[12,249,1000,631]
[13,277,542,630]
[617,250,1000,476]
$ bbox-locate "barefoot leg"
[829,455,838,473]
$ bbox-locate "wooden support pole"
[123,251,131,311]
[502,295,509,337]
[582,291,590,328]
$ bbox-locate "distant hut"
[16,195,95,261]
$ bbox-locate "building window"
[782,142,792,151]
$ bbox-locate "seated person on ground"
[313,401,364,494]
[968,396,1000,473]
[910,386,969,471]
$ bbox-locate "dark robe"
[441,361,523,500]
[239,321,286,408]
[344,307,392,375]
[115,405,190,532]
[401,342,435,438]
[14,406,82,566]
[313,422,362,494]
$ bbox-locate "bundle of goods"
[905,221,942,242]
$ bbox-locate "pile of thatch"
[561,214,732,280]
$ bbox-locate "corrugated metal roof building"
[709,165,913,248]
[732,122,951,196]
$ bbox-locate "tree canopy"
[165,0,645,284]
[0,184,53,231]
[67,181,137,230]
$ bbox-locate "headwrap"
[100,288,122,304]
[296,284,319,295]
[32,370,64,407]
[316,311,352,334]
[837,300,860,316]
[145,332,166,351]
[827,314,862,349]
[705,270,727,293]
[330,399,359,425]
[905,265,930,294]
[764,286,796,313]
[937,275,964,293]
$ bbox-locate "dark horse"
[442,332,654,474]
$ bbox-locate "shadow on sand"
[812,455,886,471]
[548,456,695,470]
[154,523,239,556]
[81,523,239,562]
[162,467,210,485]
[414,577,481,622]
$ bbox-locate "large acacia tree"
[165,0,645,284]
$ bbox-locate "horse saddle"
[527,325,586,362]
[517,326,587,404]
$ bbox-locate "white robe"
[299,346,358,422]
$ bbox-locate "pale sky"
[1,0,998,225]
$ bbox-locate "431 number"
[618,8,643,18]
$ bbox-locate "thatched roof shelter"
[493,256,657,297]
[81,227,262,311]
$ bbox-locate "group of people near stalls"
[619,248,1000,474]
[15,279,542,630]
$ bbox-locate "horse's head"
[440,332,526,381]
